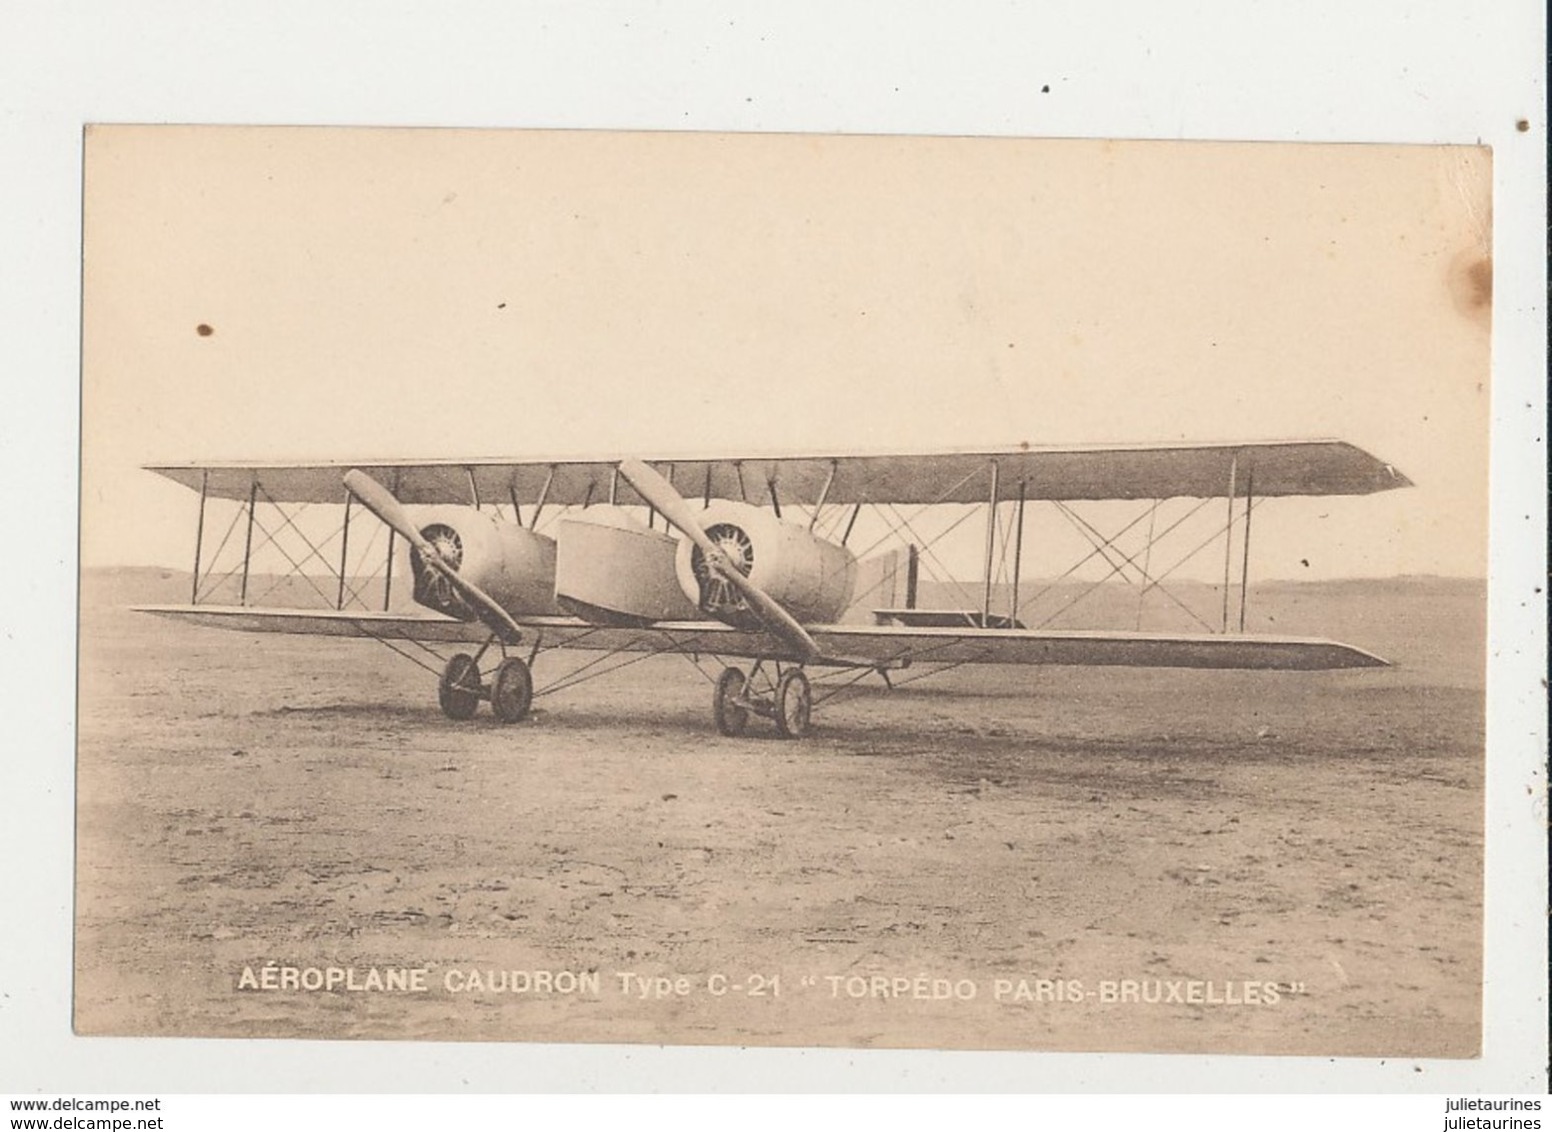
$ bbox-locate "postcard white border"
[2,0,1545,1093]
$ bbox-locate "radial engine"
[406,505,560,620]
[672,500,857,628]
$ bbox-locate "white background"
[2,0,1545,1094]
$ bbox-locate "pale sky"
[81,127,1491,580]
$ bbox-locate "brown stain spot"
[1447,249,1492,324]
[1516,119,1530,132]
[195,323,213,337]
[1466,258,1492,306]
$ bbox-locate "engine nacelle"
[673,500,857,628]
[406,505,560,620]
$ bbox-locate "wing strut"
[383,469,401,611]
[190,469,209,605]
[842,502,862,546]
[1239,469,1255,632]
[1221,456,1238,632]
[1010,479,1026,625]
[335,491,353,610]
[383,526,396,611]
[530,466,555,530]
[809,461,837,533]
[239,479,258,604]
[981,460,1000,627]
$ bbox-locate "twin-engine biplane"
[138,442,1409,738]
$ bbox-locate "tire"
[713,666,749,737]
[438,653,482,720]
[773,669,812,740]
[490,657,534,724]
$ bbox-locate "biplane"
[137,441,1409,739]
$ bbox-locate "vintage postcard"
[76,127,1491,1057]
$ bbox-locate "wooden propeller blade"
[342,469,525,642]
[617,458,821,661]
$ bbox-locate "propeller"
[616,458,822,662]
[342,469,525,643]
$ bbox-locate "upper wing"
[135,606,1388,671]
[146,440,1409,507]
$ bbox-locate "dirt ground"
[73,570,1485,1056]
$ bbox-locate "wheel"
[773,669,812,739]
[713,666,749,737]
[438,653,481,720]
[490,657,533,723]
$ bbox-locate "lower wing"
[134,605,1388,671]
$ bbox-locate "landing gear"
[711,662,813,739]
[437,646,532,723]
[713,666,750,736]
[438,653,481,720]
[490,657,533,723]
[773,669,812,740]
